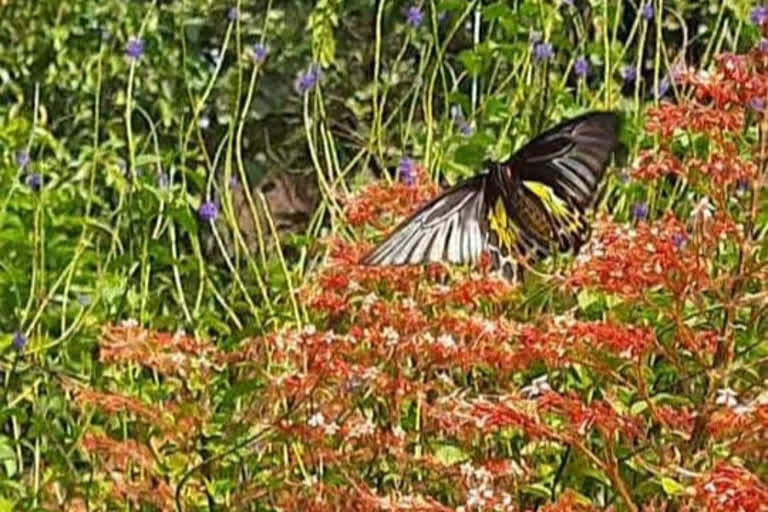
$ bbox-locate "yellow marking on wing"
[522,181,585,235]
[488,197,516,252]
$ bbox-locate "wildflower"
[533,42,553,62]
[227,7,239,21]
[406,6,424,28]
[750,5,768,26]
[230,174,240,188]
[198,201,219,222]
[16,150,30,169]
[12,331,27,352]
[295,64,322,94]
[671,233,687,249]
[398,157,416,186]
[308,412,325,428]
[574,56,589,77]
[157,173,169,188]
[641,2,654,21]
[749,96,765,113]
[199,115,210,129]
[691,197,714,221]
[451,105,474,136]
[252,43,268,63]
[736,179,750,196]
[436,334,457,350]
[521,375,551,398]
[125,37,145,59]
[715,388,738,408]
[655,76,670,98]
[25,173,42,190]
[632,202,648,221]
[622,65,637,83]
[760,39,768,53]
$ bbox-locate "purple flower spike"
[26,173,42,190]
[407,6,424,28]
[751,5,768,26]
[671,233,687,250]
[16,150,30,169]
[622,65,637,83]
[125,37,145,59]
[399,157,416,186]
[642,2,654,21]
[656,77,670,98]
[533,42,554,62]
[12,331,27,352]
[198,201,219,222]
[632,202,648,221]
[295,64,322,94]
[749,97,765,113]
[253,43,268,63]
[574,56,589,77]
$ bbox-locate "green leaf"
[660,476,687,496]
[454,143,487,167]
[432,443,468,466]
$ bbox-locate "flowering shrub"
[3,2,768,511]
[66,43,768,508]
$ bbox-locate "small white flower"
[691,197,714,221]
[382,326,400,346]
[302,323,317,336]
[323,422,339,436]
[482,320,497,334]
[393,425,405,439]
[715,387,738,408]
[437,334,457,350]
[120,318,139,327]
[521,375,551,398]
[460,462,474,478]
[308,412,325,428]
[402,297,417,309]
[362,292,378,309]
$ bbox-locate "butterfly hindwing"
[360,175,489,267]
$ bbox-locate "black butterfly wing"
[361,175,490,266]
[505,111,620,256]
[510,111,621,209]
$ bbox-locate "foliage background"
[0,0,766,510]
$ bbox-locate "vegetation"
[1,0,767,510]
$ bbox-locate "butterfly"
[360,111,622,280]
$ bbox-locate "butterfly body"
[361,111,621,281]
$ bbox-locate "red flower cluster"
[693,463,768,512]
[100,323,225,378]
[344,163,439,228]
[567,214,709,298]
